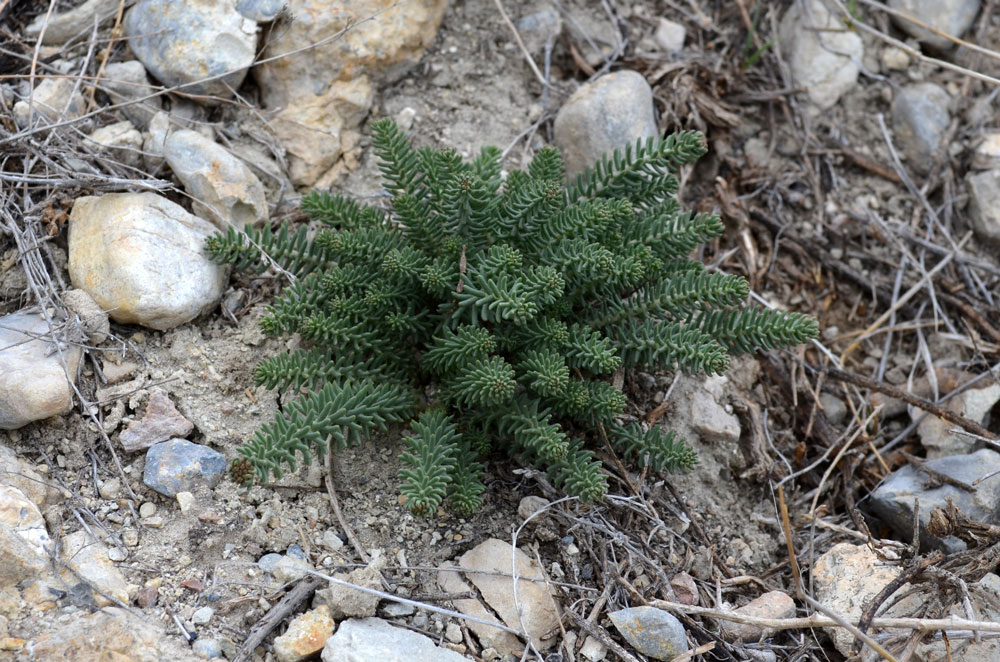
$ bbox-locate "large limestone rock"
[68,193,227,331]
[0,308,84,430]
[253,0,448,186]
[31,607,200,661]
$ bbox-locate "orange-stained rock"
[274,605,335,662]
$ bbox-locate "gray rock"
[192,637,223,659]
[888,0,979,51]
[236,0,285,21]
[608,606,688,660]
[315,552,384,619]
[516,9,561,58]
[24,0,119,45]
[13,76,86,127]
[0,308,83,430]
[690,377,740,444]
[321,529,345,551]
[891,82,950,175]
[778,0,863,111]
[86,120,144,169]
[124,0,256,104]
[120,388,195,452]
[553,70,658,179]
[968,169,1000,244]
[258,553,284,574]
[67,192,227,331]
[654,18,686,53]
[378,600,416,617]
[143,111,170,172]
[143,439,226,497]
[868,449,1000,553]
[191,606,214,625]
[819,393,847,426]
[321,618,468,662]
[274,555,313,583]
[101,61,162,130]
[163,130,268,230]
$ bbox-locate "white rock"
[175,491,196,513]
[163,130,268,230]
[139,502,157,518]
[67,192,227,331]
[25,0,119,45]
[778,0,863,111]
[274,555,313,583]
[917,383,1000,458]
[0,308,83,430]
[973,133,1000,170]
[13,76,86,127]
[690,377,740,444]
[87,120,144,169]
[60,530,130,607]
[124,0,256,104]
[580,636,608,661]
[654,18,686,53]
[101,61,162,130]
[321,529,344,551]
[888,0,979,51]
[322,618,468,662]
[881,46,910,71]
[98,478,121,500]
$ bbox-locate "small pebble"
[107,547,127,562]
[257,553,283,575]
[139,503,157,518]
[98,478,121,500]
[192,637,223,659]
[445,622,463,643]
[192,606,214,625]
[176,491,195,513]
[144,516,164,528]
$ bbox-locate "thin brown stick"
[821,366,999,441]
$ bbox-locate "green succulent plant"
[206,119,817,514]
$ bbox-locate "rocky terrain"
[6,0,1000,660]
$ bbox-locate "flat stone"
[321,529,344,551]
[143,439,226,497]
[670,572,698,606]
[120,388,194,452]
[13,76,86,127]
[124,0,256,104]
[608,606,688,660]
[139,502,157,518]
[812,543,902,657]
[274,605,334,662]
[378,601,415,618]
[690,377,740,444]
[458,538,560,651]
[891,82,950,175]
[868,449,1000,553]
[163,130,268,230]
[0,308,83,430]
[553,70,658,179]
[888,0,979,51]
[101,61,162,130]
[321,618,468,662]
[32,608,200,661]
[59,530,130,607]
[719,591,796,641]
[191,606,214,625]
[438,564,522,655]
[24,0,119,45]
[778,0,863,111]
[253,0,446,186]
[274,555,313,583]
[68,192,226,331]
